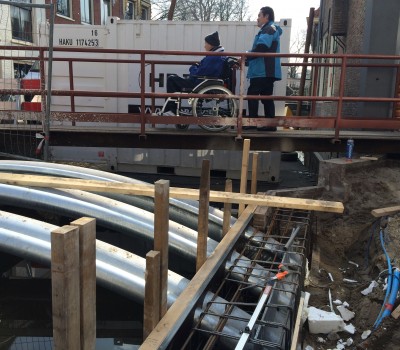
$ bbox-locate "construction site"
[0,0,400,349]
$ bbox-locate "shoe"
[243,126,257,130]
[257,126,277,131]
[160,110,175,116]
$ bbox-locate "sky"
[248,0,321,36]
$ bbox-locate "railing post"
[334,55,348,140]
[140,52,146,136]
[237,55,247,136]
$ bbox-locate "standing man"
[245,6,282,131]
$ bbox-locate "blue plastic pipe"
[381,268,400,320]
[373,229,394,329]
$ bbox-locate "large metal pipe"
[0,160,261,242]
[0,184,269,291]
[0,211,248,347]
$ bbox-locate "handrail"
[1,46,400,140]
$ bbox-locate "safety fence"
[0,45,400,160]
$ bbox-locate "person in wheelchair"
[159,31,225,116]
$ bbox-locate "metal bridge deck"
[2,124,398,153]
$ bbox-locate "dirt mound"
[303,159,400,349]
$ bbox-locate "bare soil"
[303,159,400,349]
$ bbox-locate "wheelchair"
[159,57,239,132]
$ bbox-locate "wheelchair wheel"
[192,85,237,132]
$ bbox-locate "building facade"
[313,0,400,119]
[48,0,151,25]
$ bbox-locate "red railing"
[1,46,400,140]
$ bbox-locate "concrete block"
[307,306,345,334]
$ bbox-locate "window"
[57,0,70,18]
[11,0,33,42]
[101,0,111,25]
[125,1,134,20]
[81,0,92,24]
[141,6,149,20]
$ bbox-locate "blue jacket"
[246,21,282,80]
[189,46,225,84]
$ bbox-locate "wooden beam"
[197,160,210,272]
[250,152,259,195]
[222,179,232,237]
[290,295,305,350]
[0,173,344,213]
[51,225,81,350]
[153,180,169,317]
[139,204,256,350]
[70,217,96,350]
[143,250,161,339]
[239,139,250,215]
[371,205,400,218]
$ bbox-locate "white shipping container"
[44,18,291,181]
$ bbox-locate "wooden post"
[197,159,210,271]
[70,217,96,350]
[153,179,169,318]
[239,139,250,215]
[222,179,232,237]
[250,152,259,195]
[51,225,81,350]
[143,250,161,339]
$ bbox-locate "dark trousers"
[247,77,275,118]
[165,75,196,112]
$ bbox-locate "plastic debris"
[361,280,378,295]
[343,323,356,334]
[317,337,326,343]
[361,330,371,340]
[343,301,350,308]
[346,338,354,346]
[343,278,358,283]
[304,346,314,350]
[333,299,343,305]
[348,260,359,268]
[328,272,334,281]
[329,289,334,312]
[337,305,355,321]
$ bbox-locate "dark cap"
[205,31,220,47]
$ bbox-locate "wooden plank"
[196,160,210,272]
[153,180,169,318]
[51,225,81,350]
[0,173,344,213]
[371,205,400,218]
[250,152,259,195]
[290,296,305,350]
[222,179,233,237]
[70,217,96,350]
[143,251,161,339]
[239,139,250,215]
[139,204,257,350]
[391,303,400,319]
